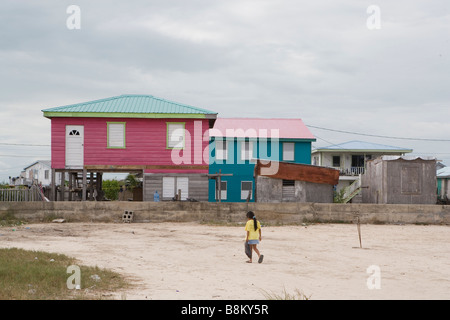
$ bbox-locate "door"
[162,177,175,199]
[177,177,189,201]
[162,176,189,200]
[66,125,84,168]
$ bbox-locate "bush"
[102,180,120,200]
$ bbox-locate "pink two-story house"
[42,94,217,201]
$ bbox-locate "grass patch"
[0,209,26,227]
[262,288,311,300]
[0,248,128,300]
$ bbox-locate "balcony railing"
[336,167,365,176]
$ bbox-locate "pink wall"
[51,117,210,173]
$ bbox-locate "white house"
[23,160,53,186]
[12,160,67,187]
[312,140,413,201]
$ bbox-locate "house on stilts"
[42,94,217,201]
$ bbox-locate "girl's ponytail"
[247,211,258,231]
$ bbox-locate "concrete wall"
[256,176,333,203]
[1,201,449,225]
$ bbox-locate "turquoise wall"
[208,138,313,202]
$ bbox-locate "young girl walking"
[245,211,264,263]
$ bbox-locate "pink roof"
[210,118,315,140]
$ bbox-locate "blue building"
[208,118,316,202]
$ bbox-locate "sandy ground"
[0,221,449,300]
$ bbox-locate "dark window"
[332,156,341,167]
[282,180,295,186]
[69,130,80,136]
[352,155,365,167]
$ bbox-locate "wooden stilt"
[68,172,73,201]
[82,168,87,201]
[51,169,56,201]
[89,172,94,201]
[60,170,65,201]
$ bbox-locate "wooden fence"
[0,187,43,202]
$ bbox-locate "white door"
[162,177,175,199]
[177,177,189,201]
[162,177,189,200]
[66,125,84,168]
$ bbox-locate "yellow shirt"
[245,220,261,240]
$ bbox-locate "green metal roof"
[42,94,217,119]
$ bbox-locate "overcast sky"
[1,0,450,181]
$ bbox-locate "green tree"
[102,179,120,200]
[125,174,139,191]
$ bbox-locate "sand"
[0,221,449,300]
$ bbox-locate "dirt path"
[1,222,449,299]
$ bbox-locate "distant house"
[437,166,450,201]
[311,141,413,201]
[23,160,52,186]
[9,160,66,187]
[42,94,217,201]
[208,118,316,202]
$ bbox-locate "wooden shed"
[254,160,339,203]
[361,156,437,204]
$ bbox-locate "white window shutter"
[283,142,295,161]
[168,123,185,148]
[108,123,125,148]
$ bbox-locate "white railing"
[336,167,365,176]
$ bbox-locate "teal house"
[208,118,316,202]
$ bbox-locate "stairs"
[343,176,362,203]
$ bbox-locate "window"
[107,122,126,148]
[241,141,254,160]
[332,156,341,167]
[241,181,253,200]
[283,142,295,161]
[44,170,49,180]
[312,156,319,166]
[351,155,365,168]
[69,129,80,136]
[282,180,295,200]
[215,139,227,161]
[167,123,185,149]
[215,181,227,200]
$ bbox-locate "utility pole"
[206,169,233,202]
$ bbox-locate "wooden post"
[60,170,65,201]
[96,172,102,201]
[89,172,94,201]
[51,169,56,201]
[68,172,73,201]
[82,168,87,201]
[207,170,233,203]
